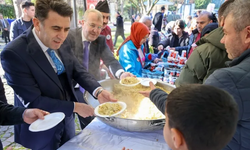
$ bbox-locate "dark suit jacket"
[67,27,123,80]
[0,101,25,150]
[0,101,25,125]
[0,78,7,103]
[0,26,100,148]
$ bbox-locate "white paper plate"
[119,78,141,87]
[29,112,65,132]
[95,101,127,117]
[140,79,157,87]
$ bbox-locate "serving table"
[58,118,171,150]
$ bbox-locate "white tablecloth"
[58,118,171,150]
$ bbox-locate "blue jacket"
[10,18,28,41]
[205,48,250,150]
[119,40,155,77]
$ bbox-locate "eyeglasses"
[88,23,102,31]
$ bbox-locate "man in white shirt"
[66,9,134,129]
[1,0,116,149]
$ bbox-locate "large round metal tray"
[84,79,175,132]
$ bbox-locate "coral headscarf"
[117,22,150,56]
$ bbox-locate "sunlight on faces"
[101,12,110,29]
[196,15,212,33]
[140,34,149,45]
[33,11,71,50]
[82,12,103,41]
[221,13,249,59]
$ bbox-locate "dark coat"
[0,78,7,103]
[150,48,250,150]
[153,12,163,31]
[0,100,25,150]
[67,27,123,81]
[114,15,124,34]
[175,29,199,58]
[1,26,100,149]
[205,48,250,150]
[158,31,189,50]
[175,27,229,86]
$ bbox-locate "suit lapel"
[58,43,73,83]
[26,28,64,92]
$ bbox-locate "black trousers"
[74,88,94,129]
[2,30,10,44]
[113,29,125,46]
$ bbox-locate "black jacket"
[153,12,163,31]
[158,31,189,51]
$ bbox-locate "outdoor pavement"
[0,21,132,150]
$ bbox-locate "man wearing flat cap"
[95,0,114,52]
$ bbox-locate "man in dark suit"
[0,77,49,150]
[66,9,133,129]
[1,0,116,149]
[0,13,10,44]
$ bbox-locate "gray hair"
[139,16,152,23]
[83,9,103,22]
[229,0,250,32]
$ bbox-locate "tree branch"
[128,0,139,8]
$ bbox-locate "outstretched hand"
[23,109,49,124]
[120,72,135,80]
[98,89,117,104]
[139,81,156,98]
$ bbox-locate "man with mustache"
[67,9,134,129]
[171,11,213,58]
[95,0,114,52]
[1,0,117,149]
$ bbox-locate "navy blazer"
[1,26,100,148]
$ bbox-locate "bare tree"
[13,0,24,18]
[128,0,159,15]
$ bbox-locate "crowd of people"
[0,0,250,150]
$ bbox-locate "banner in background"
[87,0,98,9]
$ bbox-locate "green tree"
[195,0,211,9]
[0,4,15,18]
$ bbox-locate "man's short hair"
[21,1,34,9]
[35,0,73,22]
[139,16,151,24]
[161,6,165,11]
[228,0,250,32]
[83,9,103,22]
[218,0,234,21]
[166,84,238,150]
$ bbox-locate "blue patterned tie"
[80,41,90,93]
[47,49,65,75]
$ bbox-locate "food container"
[84,79,175,132]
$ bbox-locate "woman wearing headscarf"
[118,22,156,77]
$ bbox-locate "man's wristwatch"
[118,71,124,79]
[96,88,104,98]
